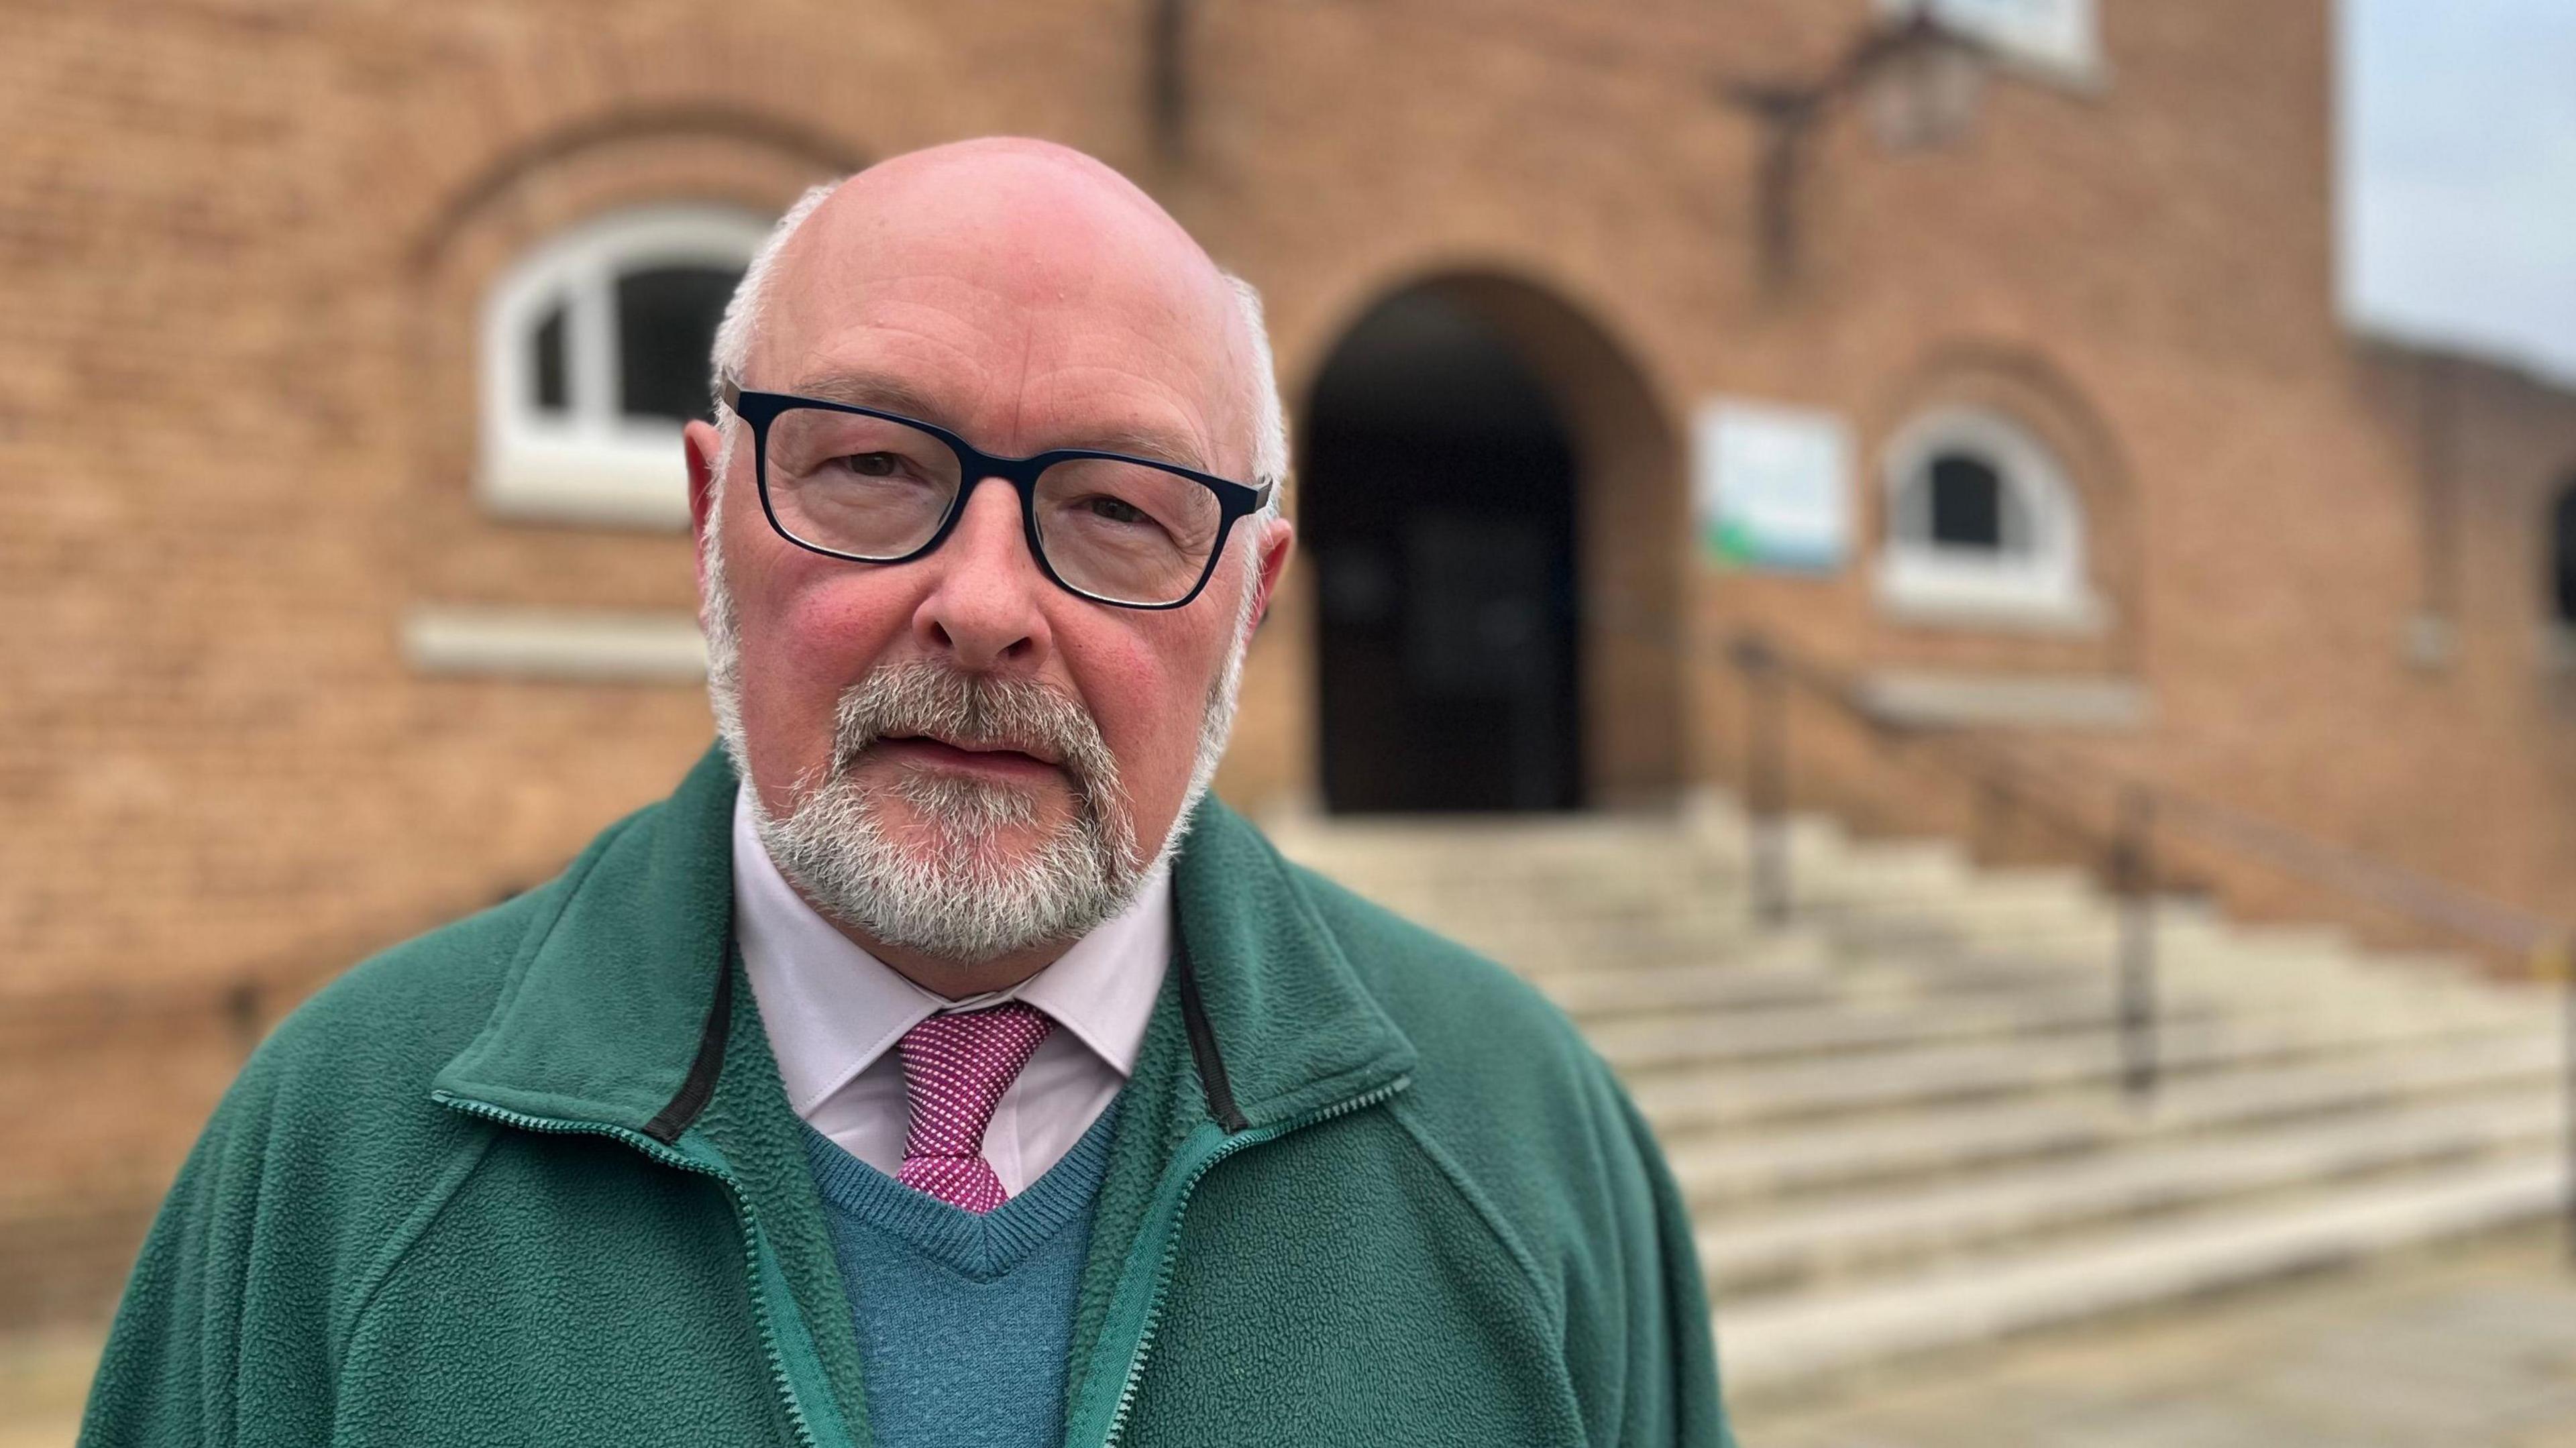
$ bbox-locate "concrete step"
[1554,956,2510,1043]
[1374,898,2506,1027]
[1774,927,2517,1029]
[1420,913,1769,965]
[1473,895,2467,985]
[1662,1030,2563,1203]
[1519,926,2516,1021]
[1583,987,2222,1071]
[1715,1156,2563,1392]
[1625,1015,2540,1130]
[1811,871,2099,905]
[1529,950,2133,1020]
[1698,1092,2561,1298]
[1526,952,1860,1017]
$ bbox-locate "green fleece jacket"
[80,745,1733,1447]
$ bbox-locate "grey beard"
[751,659,1145,965]
[700,490,1260,966]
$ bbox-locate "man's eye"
[1085,496,1149,524]
[840,452,908,478]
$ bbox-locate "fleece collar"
[433,743,1415,1142]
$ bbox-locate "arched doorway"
[2551,476,2576,629]
[1301,276,1683,814]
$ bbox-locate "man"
[81,138,1731,1447]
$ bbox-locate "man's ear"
[684,419,724,600]
[1249,515,1295,633]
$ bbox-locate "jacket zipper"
[431,1091,849,1448]
[1091,1074,1412,1448]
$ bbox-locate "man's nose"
[911,478,1053,670]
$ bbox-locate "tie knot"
[894,1001,1055,1175]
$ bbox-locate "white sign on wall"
[1693,399,1854,573]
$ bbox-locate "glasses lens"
[1033,457,1225,606]
[760,407,963,559]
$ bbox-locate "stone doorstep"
[1713,1160,2564,1393]
[1534,960,1854,1016]
[1659,1031,2565,1202]
[1474,921,2473,1008]
[1367,868,2066,924]
[1796,876,2104,924]
[1342,858,1737,890]
[1800,920,2453,1000]
[1625,1015,2546,1131]
[1360,896,2510,1029]
[1697,1092,2562,1297]
[1537,960,2071,1018]
[1582,951,2525,1048]
[1538,955,2518,1034]
[1582,988,2229,1070]
[1422,923,1772,964]
[1452,897,2485,996]
[1292,822,2322,946]
[1798,909,2326,965]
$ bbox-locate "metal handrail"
[1726,634,2167,1102]
[1719,631,2567,960]
[1705,627,2576,1260]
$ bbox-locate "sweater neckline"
[800,1098,1122,1281]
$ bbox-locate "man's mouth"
[865,734,1069,781]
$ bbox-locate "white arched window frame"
[1874,0,2102,84]
[479,205,767,528]
[1875,406,2104,633]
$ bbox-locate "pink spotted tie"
[894,1002,1055,1213]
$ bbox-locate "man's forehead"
[775,145,1234,344]
[775,364,1217,470]
[751,146,1250,466]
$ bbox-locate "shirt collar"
[730,787,1171,1117]
[433,742,1415,1150]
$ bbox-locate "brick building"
[6,0,2576,1323]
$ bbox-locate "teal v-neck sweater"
[800,1103,1121,1448]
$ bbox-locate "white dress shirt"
[730,789,1170,1194]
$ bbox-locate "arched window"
[2550,479,2576,629]
[1877,406,2100,630]
[479,205,768,528]
[1876,0,2100,81]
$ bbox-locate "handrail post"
[2112,787,2159,1105]
[226,979,265,1060]
[2559,942,2576,1268]
[1978,765,2015,861]
[1735,636,1792,928]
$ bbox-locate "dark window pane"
[529,301,569,413]
[616,265,739,425]
[2553,484,2576,624]
[1928,452,2004,549]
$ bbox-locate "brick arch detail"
[1864,339,2147,669]
[402,105,868,277]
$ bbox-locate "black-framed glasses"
[720,382,1273,610]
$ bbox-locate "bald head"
[710,138,1286,492]
[685,141,1299,988]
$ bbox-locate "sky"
[2339,0,2576,384]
